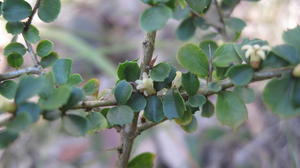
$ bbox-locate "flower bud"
[293,64,300,77]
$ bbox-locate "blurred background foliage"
[0,0,300,168]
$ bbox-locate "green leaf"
[53,59,72,85]
[216,91,247,129]
[207,82,222,92]
[2,0,32,22]
[0,131,18,149]
[7,112,32,133]
[16,102,41,122]
[199,40,218,58]
[150,63,171,81]
[180,116,198,133]
[233,86,255,104]
[182,72,200,96]
[36,40,54,57]
[117,61,140,82]
[154,65,176,90]
[227,64,254,86]
[0,80,17,99]
[42,110,61,121]
[162,89,186,119]
[15,76,44,104]
[272,44,300,65]
[176,17,196,41]
[293,79,300,107]
[177,43,209,77]
[39,86,71,110]
[283,26,300,52]
[213,43,241,67]
[83,78,100,96]
[39,72,55,98]
[188,94,206,107]
[225,17,246,32]
[87,112,108,133]
[4,42,26,56]
[62,87,84,110]
[201,100,214,118]
[186,0,211,14]
[144,96,164,122]
[140,5,172,32]
[263,75,300,118]
[40,51,58,68]
[107,105,134,125]
[262,51,289,69]
[62,114,88,136]
[22,25,40,43]
[128,152,156,168]
[193,17,209,30]
[7,53,23,68]
[6,22,24,35]
[127,93,147,112]
[114,80,133,104]
[38,0,61,22]
[67,74,83,86]
[175,108,193,126]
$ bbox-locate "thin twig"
[213,0,229,40]
[24,0,42,31]
[25,40,40,65]
[0,66,42,82]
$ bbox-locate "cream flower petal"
[245,48,254,59]
[172,71,182,88]
[261,45,271,51]
[256,50,266,60]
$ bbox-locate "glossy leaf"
[15,76,44,104]
[67,74,83,86]
[283,26,300,52]
[144,96,164,122]
[40,51,58,68]
[36,40,54,57]
[62,114,88,136]
[2,0,32,22]
[114,80,133,104]
[140,5,172,32]
[272,44,300,65]
[39,86,71,110]
[127,93,147,112]
[201,100,214,118]
[87,112,108,133]
[225,17,246,32]
[181,72,200,96]
[107,105,134,125]
[176,17,196,41]
[175,108,193,126]
[186,0,211,14]
[227,64,254,86]
[38,0,61,22]
[53,59,72,85]
[213,44,241,67]
[4,42,26,56]
[162,89,186,119]
[6,22,24,35]
[263,75,300,118]
[199,40,218,58]
[177,44,209,77]
[180,116,198,133]
[0,80,17,99]
[117,61,140,82]
[150,63,171,81]
[233,86,255,104]
[83,78,100,96]
[128,152,156,168]
[188,94,206,107]
[216,91,247,129]
[22,25,40,43]
[7,53,23,68]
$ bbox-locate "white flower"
[242,44,271,60]
[135,72,156,96]
[172,71,182,88]
[157,88,168,96]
